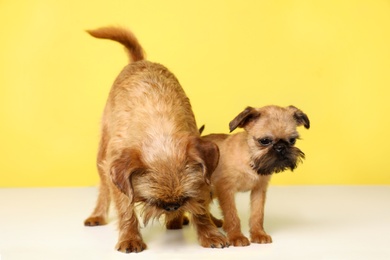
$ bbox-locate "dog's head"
[229,105,310,175]
[109,134,219,224]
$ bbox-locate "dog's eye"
[289,138,296,145]
[258,138,272,146]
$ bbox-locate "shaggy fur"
[203,105,310,247]
[83,26,228,253]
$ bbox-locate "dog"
[202,105,310,246]
[83,26,228,253]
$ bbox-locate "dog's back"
[87,27,199,158]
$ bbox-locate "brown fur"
[83,26,228,253]
[203,105,310,247]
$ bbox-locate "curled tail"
[86,27,145,62]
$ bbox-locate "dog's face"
[229,105,310,175]
[109,135,219,224]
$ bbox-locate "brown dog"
[83,26,228,253]
[203,105,310,246]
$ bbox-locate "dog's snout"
[273,142,286,154]
[163,203,181,212]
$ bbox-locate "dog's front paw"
[84,216,107,226]
[199,232,230,249]
[250,232,272,244]
[116,239,147,253]
[228,233,250,247]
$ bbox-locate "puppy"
[83,26,228,253]
[202,105,310,246]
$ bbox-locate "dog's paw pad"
[250,233,272,244]
[116,240,147,253]
[229,234,251,247]
[84,216,107,226]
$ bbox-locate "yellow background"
[1,0,390,187]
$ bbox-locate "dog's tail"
[86,27,145,63]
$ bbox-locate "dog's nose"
[274,143,286,154]
[163,203,181,212]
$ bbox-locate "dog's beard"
[137,203,165,226]
[132,171,210,226]
[251,147,305,175]
[138,197,207,226]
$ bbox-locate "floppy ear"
[188,137,220,185]
[109,148,145,200]
[229,106,261,132]
[288,106,310,129]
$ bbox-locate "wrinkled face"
[249,133,305,175]
[109,135,219,225]
[230,105,310,175]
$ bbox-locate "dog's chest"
[235,166,262,192]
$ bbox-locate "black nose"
[163,203,181,212]
[274,143,286,154]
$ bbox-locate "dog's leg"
[217,186,250,246]
[112,189,147,253]
[210,213,224,228]
[84,129,111,226]
[166,212,190,230]
[249,178,272,244]
[192,212,229,248]
[83,167,110,226]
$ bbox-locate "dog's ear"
[188,137,220,185]
[198,125,205,135]
[229,106,261,132]
[288,106,310,129]
[109,148,144,200]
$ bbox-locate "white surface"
[0,186,389,260]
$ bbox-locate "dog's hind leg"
[210,213,224,228]
[84,125,111,226]
[166,212,190,230]
[84,169,111,226]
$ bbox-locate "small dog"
[83,26,228,253]
[202,105,310,246]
